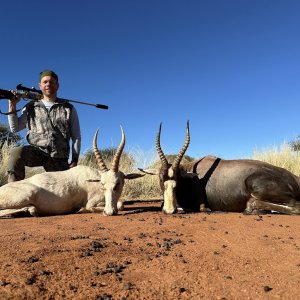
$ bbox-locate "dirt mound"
[0,201,299,299]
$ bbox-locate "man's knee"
[7,146,25,182]
[8,146,23,162]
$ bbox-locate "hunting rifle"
[0,84,108,115]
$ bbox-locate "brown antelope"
[139,122,300,215]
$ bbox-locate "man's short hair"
[39,70,59,82]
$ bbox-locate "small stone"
[27,256,39,263]
[95,293,112,300]
[69,284,77,292]
[264,286,273,292]
[91,241,105,250]
[124,282,134,290]
[0,280,9,286]
[25,275,37,285]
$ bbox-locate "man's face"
[39,76,59,97]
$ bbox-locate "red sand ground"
[0,201,299,300]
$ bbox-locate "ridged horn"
[172,121,190,171]
[93,129,109,173]
[155,123,168,168]
[111,126,125,172]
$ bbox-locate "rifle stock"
[0,88,14,100]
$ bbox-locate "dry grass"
[1,142,300,198]
[253,143,300,176]
[0,142,10,185]
[79,146,162,200]
[120,148,162,200]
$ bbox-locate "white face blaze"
[100,170,124,216]
[162,168,178,214]
[168,168,174,178]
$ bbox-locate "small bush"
[0,122,21,148]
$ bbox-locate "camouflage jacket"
[25,100,73,159]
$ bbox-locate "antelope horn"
[93,129,109,173]
[172,121,190,171]
[156,123,168,168]
[111,126,125,172]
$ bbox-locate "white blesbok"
[0,127,144,217]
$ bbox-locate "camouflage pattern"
[7,145,69,181]
[25,100,73,158]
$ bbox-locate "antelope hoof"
[163,208,177,215]
[117,201,124,211]
[200,203,210,212]
[103,210,118,216]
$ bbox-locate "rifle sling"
[0,108,22,115]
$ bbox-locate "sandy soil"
[0,200,299,300]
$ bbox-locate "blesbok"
[139,122,300,215]
[0,127,144,217]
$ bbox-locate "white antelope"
[0,127,144,217]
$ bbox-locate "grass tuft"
[253,143,300,176]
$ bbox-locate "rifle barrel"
[58,97,109,110]
[16,84,109,110]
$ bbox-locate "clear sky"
[1,0,300,164]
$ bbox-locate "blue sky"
[1,0,300,163]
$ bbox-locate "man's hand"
[8,91,21,113]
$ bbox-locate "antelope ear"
[138,168,159,175]
[86,179,101,183]
[124,173,145,180]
